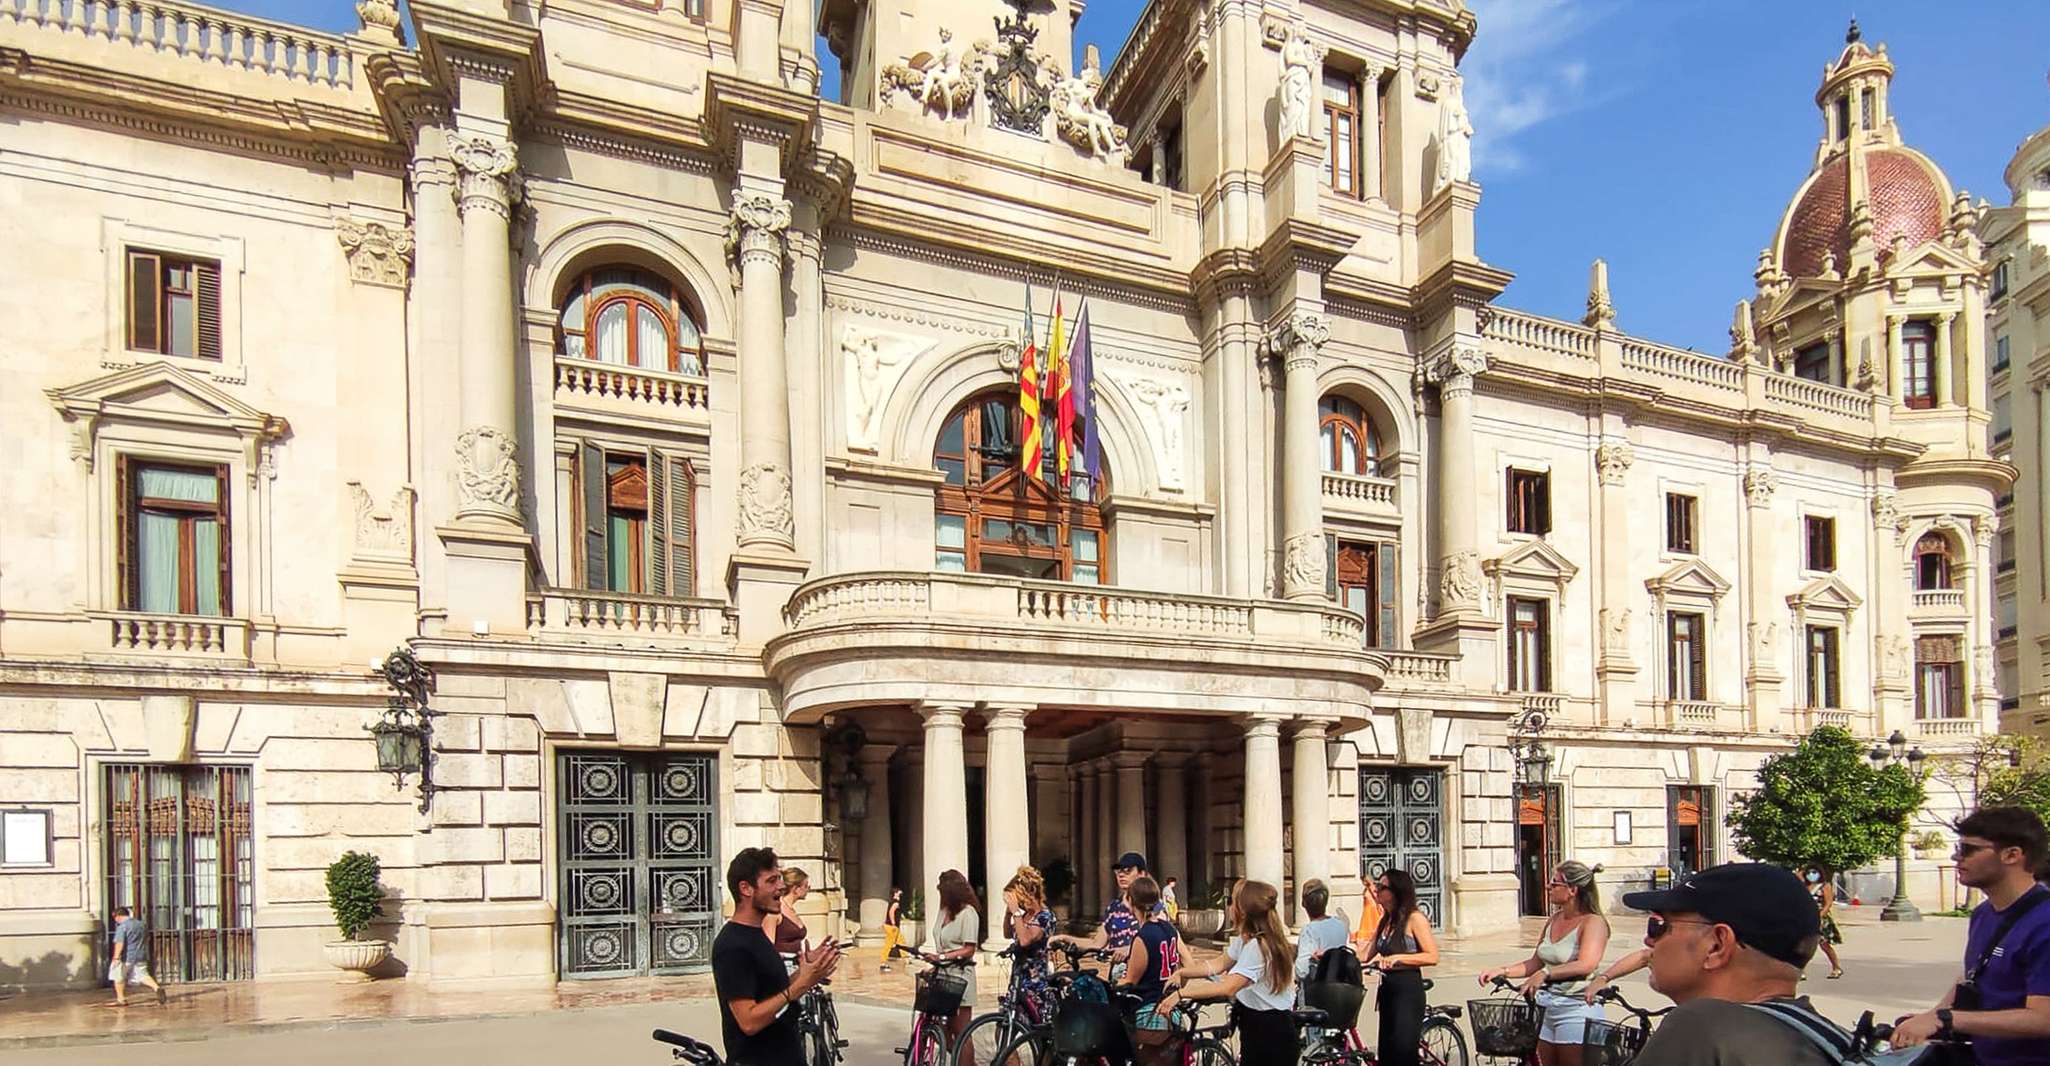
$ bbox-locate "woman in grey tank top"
[1477,861,1612,1066]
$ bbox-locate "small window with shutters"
[126,250,222,360]
[574,443,694,597]
[1667,611,1708,701]
[1326,534,1400,649]
[1506,469,1550,535]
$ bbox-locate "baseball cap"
[1113,851,1148,871]
[1621,862,1820,968]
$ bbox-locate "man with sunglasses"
[1891,806,2050,1065]
[1617,862,1854,1065]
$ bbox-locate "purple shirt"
[1962,885,2050,1066]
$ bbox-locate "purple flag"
[1071,300,1100,489]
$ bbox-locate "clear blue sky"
[226,1,2047,353]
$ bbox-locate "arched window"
[1914,532,1953,590]
[933,391,1108,584]
[556,266,705,375]
[1319,395,1384,476]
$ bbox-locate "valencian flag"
[1070,298,1099,491]
[1047,283,1071,484]
[1017,282,1042,481]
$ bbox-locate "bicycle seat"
[1435,1005,1464,1020]
[651,1029,721,1066]
[1292,1007,1331,1028]
[1420,978,1434,991]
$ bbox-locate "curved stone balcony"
[764,571,1386,722]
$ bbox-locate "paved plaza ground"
[0,907,1970,1065]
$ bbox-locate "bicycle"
[1583,986,1669,1066]
[1464,976,1548,1065]
[1297,977,1469,1066]
[783,939,857,1066]
[651,1029,721,1066]
[952,943,1061,1066]
[898,955,976,1066]
[988,990,1233,1066]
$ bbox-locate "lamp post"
[1868,729,1926,922]
[368,646,437,813]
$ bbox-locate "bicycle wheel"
[819,997,844,1065]
[1185,1036,1237,1066]
[912,1019,948,1066]
[806,1019,830,1066]
[1419,1017,1469,1066]
[953,1012,1042,1066]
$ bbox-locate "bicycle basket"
[1051,997,1129,1059]
[914,969,968,1017]
[1302,980,1366,1031]
[1582,1017,1648,1066]
[1466,997,1542,1058]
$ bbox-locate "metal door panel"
[558,751,718,979]
[1359,768,1444,926]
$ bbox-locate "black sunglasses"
[1645,914,1715,942]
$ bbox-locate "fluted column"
[1078,765,1100,915]
[1114,752,1149,859]
[1361,65,1385,202]
[1271,312,1332,601]
[1290,720,1331,923]
[448,133,523,525]
[920,703,970,899]
[1154,754,1189,888]
[1243,715,1287,888]
[730,191,797,553]
[856,744,897,942]
[983,706,1032,948]
[1935,311,1955,407]
[1424,345,1489,616]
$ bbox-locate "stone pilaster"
[1870,488,1913,727]
[1113,751,1149,859]
[725,189,809,644]
[1269,312,1331,601]
[1595,438,1638,723]
[1077,764,1100,916]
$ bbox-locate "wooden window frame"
[1318,396,1381,476]
[1794,342,1833,385]
[1322,67,1362,198]
[119,457,231,616]
[1506,469,1551,535]
[556,268,706,375]
[1667,611,1708,702]
[125,249,222,361]
[933,392,1109,584]
[1330,537,1399,649]
[1804,516,1837,572]
[1901,320,1937,409]
[1914,533,1953,591]
[1507,595,1552,692]
[1665,493,1698,554]
[573,445,695,597]
[1806,625,1842,709]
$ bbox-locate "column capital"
[1423,342,1489,397]
[728,190,793,268]
[1594,440,1634,487]
[918,702,969,727]
[1241,713,1287,740]
[1292,718,1333,741]
[1742,467,1778,508]
[986,705,1033,731]
[1112,751,1150,770]
[448,132,523,220]
[1153,750,1191,770]
[1262,311,1331,371]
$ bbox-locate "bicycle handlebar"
[1592,985,1671,1020]
[650,1030,721,1066]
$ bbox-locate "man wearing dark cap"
[1620,862,1855,1065]
[1051,851,1165,975]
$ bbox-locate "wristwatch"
[1936,1009,1955,1040]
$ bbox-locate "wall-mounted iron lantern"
[367,646,437,812]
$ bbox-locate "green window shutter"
[127,251,161,352]
[1376,540,1398,649]
[195,261,223,361]
[1536,474,1552,534]
[580,442,608,591]
[669,457,696,597]
[117,455,136,609]
[649,450,668,597]
[1324,532,1338,601]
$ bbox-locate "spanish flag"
[1049,289,1072,487]
[1018,283,1042,480]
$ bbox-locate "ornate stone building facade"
[0,1,2007,988]
[1984,104,2050,741]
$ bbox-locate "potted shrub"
[322,850,390,978]
[1913,829,1948,861]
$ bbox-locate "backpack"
[1310,943,1363,986]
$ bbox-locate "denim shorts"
[1535,988,1601,1044]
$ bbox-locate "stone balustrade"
[1383,651,1456,686]
[1320,471,1397,510]
[528,588,733,642]
[1764,373,1875,420]
[1484,308,1596,361]
[1913,716,1982,739]
[1664,700,1724,728]
[1520,693,1564,719]
[784,570,1366,649]
[1912,588,1967,612]
[553,359,710,414]
[2,0,356,88]
[100,611,248,656]
[1620,338,1744,392]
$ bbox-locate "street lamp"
[1868,729,1927,923]
[367,647,438,813]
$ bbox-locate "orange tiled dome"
[1777,147,1948,277]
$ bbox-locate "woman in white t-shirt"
[1159,880,1296,1066]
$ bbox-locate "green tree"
[1981,735,2050,826]
[1726,726,1925,872]
[325,851,383,941]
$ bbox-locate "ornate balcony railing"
[527,588,732,641]
[1665,700,1723,727]
[1484,308,1596,361]
[1913,716,1982,739]
[2,0,357,88]
[1321,472,1397,509]
[1384,651,1455,686]
[1620,339,1744,392]
[1912,589,1967,612]
[554,359,710,412]
[1764,374,1875,420]
[99,611,249,656]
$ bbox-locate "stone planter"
[1177,908,1225,938]
[323,939,390,979]
[898,919,922,948]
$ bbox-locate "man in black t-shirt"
[712,847,841,1066]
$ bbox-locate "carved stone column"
[731,191,796,553]
[1360,65,1385,202]
[1870,490,1912,728]
[1113,751,1148,859]
[1077,764,1100,916]
[1594,439,1638,724]
[982,706,1032,950]
[1887,315,1905,404]
[449,132,523,526]
[1425,344,1489,616]
[1271,312,1331,601]
[1289,720,1330,923]
[919,703,970,899]
[1243,715,1287,888]
[1742,465,1781,729]
[856,744,897,942]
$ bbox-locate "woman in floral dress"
[1002,865,1057,1022]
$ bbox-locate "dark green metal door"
[557,751,719,978]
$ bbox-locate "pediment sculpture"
[1051,57,1130,164]
[881,28,991,120]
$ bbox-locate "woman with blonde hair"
[1159,880,1296,1066]
[1479,861,1611,1066]
[1001,865,1056,1021]
[764,866,810,958]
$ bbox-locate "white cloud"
[1461,0,1611,176]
